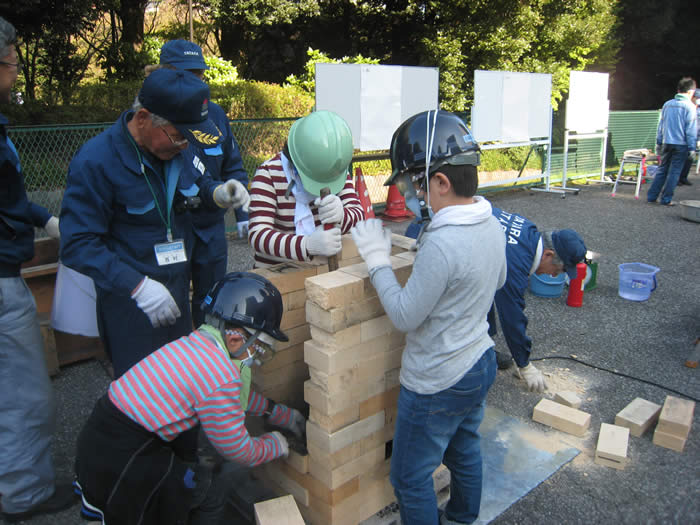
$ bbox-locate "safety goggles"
[225,328,277,364]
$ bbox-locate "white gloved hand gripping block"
[516,362,547,393]
[305,226,341,257]
[45,216,60,240]
[314,194,343,225]
[351,219,392,271]
[269,430,289,458]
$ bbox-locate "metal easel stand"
[533,128,609,198]
[530,107,569,196]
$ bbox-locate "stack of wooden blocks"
[652,395,695,452]
[251,235,447,525]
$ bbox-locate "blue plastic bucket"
[529,273,566,297]
[618,263,659,301]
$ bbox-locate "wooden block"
[533,398,591,437]
[359,386,400,420]
[258,343,305,373]
[39,318,59,376]
[390,233,416,253]
[307,426,393,472]
[361,315,398,342]
[309,475,394,525]
[306,271,365,310]
[258,464,310,507]
[309,324,362,351]
[304,332,404,375]
[253,360,309,390]
[339,255,365,268]
[594,423,629,470]
[339,234,360,261]
[285,449,309,474]
[280,306,307,330]
[615,397,662,437]
[306,411,386,454]
[306,296,385,333]
[554,391,582,409]
[277,324,311,351]
[338,262,375,297]
[304,375,385,416]
[254,494,305,525]
[388,255,414,286]
[310,404,360,433]
[652,428,687,452]
[393,250,417,263]
[255,262,318,295]
[656,396,694,438]
[285,289,307,311]
[385,368,400,390]
[309,444,386,489]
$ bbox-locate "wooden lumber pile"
[251,235,449,525]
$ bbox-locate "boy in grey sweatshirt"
[352,110,506,525]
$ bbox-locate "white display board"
[315,63,439,151]
[472,70,552,142]
[565,71,610,133]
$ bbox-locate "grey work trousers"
[0,277,56,513]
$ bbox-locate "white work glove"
[314,194,343,225]
[515,363,547,393]
[131,276,181,328]
[305,226,341,257]
[655,144,663,157]
[269,431,289,458]
[44,216,60,240]
[286,408,306,439]
[351,219,392,271]
[213,179,250,211]
[236,221,249,239]
[689,150,697,161]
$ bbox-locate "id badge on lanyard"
[154,238,187,266]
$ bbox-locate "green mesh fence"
[9,110,661,230]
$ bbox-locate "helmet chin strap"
[420,109,439,222]
[229,329,262,360]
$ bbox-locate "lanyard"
[123,118,176,241]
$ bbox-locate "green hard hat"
[287,110,354,196]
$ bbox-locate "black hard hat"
[386,110,481,186]
[201,272,289,342]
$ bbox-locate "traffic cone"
[355,167,375,219]
[382,183,414,221]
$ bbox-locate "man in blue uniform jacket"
[488,207,587,392]
[0,16,77,523]
[159,39,252,327]
[60,68,250,378]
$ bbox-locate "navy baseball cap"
[160,39,209,71]
[138,69,222,148]
[551,229,587,280]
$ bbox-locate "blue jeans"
[390,348,497,525]
[647,144,688,204]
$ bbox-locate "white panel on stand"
[316,63,438,151]
[566,71,610,133]
[472,70,552,143]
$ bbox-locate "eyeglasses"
[160,127,188,147]
[0,61,23,73]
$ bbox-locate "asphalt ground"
[14,172,699,524]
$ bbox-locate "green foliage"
[204,56,239,85]
[284,48,380,93]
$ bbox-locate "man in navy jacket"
[488,207,586,392]
[60,69,249,377]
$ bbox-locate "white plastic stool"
[611,149,649,199]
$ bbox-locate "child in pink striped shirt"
[74,272,305,525]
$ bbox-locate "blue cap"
[159,39,209,71]
[551,229,587,280]
[138,69,222,148]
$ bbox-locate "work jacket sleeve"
[59,156,143,295]
[493,271,532,368]
[338,173,365,233]
[29,202,51,228]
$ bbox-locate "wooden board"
[254,495,305,525]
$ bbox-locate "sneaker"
[660,201,676,206]
[495,351,514,370]
[680,180,693,186]
[1,483,78,523]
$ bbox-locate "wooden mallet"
[320,187,339,271]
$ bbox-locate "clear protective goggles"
[394,170,428,199]
[225,328,277,365]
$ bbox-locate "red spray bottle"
[566,262,587,307]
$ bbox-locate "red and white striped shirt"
[248,153,364,267]
[108,330,290,467]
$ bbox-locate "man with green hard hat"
[247,110,365,267]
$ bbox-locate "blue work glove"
[351,219,392,271]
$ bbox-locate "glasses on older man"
[0,61,23,73]
[160,126,188,148]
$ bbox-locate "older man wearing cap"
[487,207,587,392]
[60,69,249,378]
[159,39,252,327]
